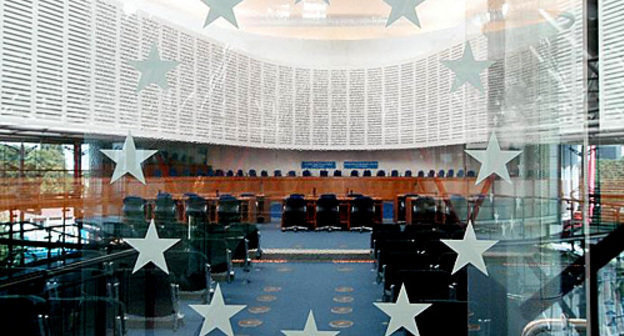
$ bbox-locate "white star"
[124,219,180,274]
[465,133,522,185]
[441,42,495,93]
[281,310,339,336]
[201,0,244,28]
[384,0,426,27]
[99,133,157,184]
[190,284,246,336]
[374,284,431,336]
[440,221,498,276]
[129,43,180,92]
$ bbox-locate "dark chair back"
[226,170,234,177]
[123,196,147,229]
[316,194,340,228]
[404,170,413,177]
[154,193,177,224]
[303,170,313,177]
[351,196,375,228]
[428,170,436,177]
[447,169,455,178]
[466,170,476,177]
[333,170,342,177]
[215,169,225,177]
[457,169,465,178]
[274,170,282,177]
[261,170,269,177]
[117,268,176,318]
[350,170,359,177]
[412,196,437,225]
[319,170,328,177]
[438,170,445,178]
[391,170,399,177]
[236,169,244,177]
[288,170,297,177]
[217,196,240,225]
[417,170,425,177]
[283,195,307,229]
[363,170,372,177]
[248,169,257,177]
[376,170,386,177]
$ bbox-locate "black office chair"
[215,169,225,177]
[217,195,240,225]
[123,196,147,235]
[207,169,215,177]
[363,170,372,177]
[303,170,313,177]
[117,267,183,331]
[274,170,282,177]
[411,196,437,225]
[167,249,212,303]
[319,170,328,177]
[185,195,208,240]
[315,194,341,231]
[466,170,476,177]
[350,170,359,177]
[288,170,297,177]
[226,170,234,177]
[377,170,386,177]
[261,170,269,177]
[428,170,436,177]
[350,196,375,232]
[405,170,413,177]
[417,170,425,177]
[282,194,308,231]
[438,170,445,178]
[236,169,244,177]
[154,193,179,237]
[447,169,455,178]
[391,170,399,177]
[0,295,48,336]
[248,169,257,177]
[333,170,342,177]
[457,169,465,177]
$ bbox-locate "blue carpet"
[127,262,388,336]
[259,223,371,250]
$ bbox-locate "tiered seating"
[371,224,466,303]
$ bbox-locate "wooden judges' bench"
[0,176,484,221]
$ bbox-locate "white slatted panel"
[330,69,348,147]
[312,69,329,146]
[600,0,624,131]
[383,65,399,145]
[223,51,238,142]
[4,0,591,150]
[348,69,366,146]
[277,66,294,145]
[294,68,311,146]
[236,54,250,143]
[1,0,34,119]
[262,63,277,145]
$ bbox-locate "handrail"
[521,317,586,336]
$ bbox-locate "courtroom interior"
[0,0,620,335]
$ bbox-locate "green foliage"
[0,143,74,193]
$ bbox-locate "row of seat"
[371,224,467,304]
[156,168,477,178]
[282,194,376,231]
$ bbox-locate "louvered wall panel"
[1,0,34,119]
[600,0,624,131]
[330,69,348,147]
[277,66,294,145]
[0,0,590,150]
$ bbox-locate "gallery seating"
[319,170,328,177]
[333,170,342,176]
[350,170,359,177]
[376,170,386,177]
[288,170,297,176]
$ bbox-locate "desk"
[282,196,383,230]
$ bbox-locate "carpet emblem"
[329,320,354,328]
[248,306,271,314]
[256,295,277,302]
[333,295,354,303]
[331,307,353,314]
[335,286,354,293]
[238,319,263,328]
